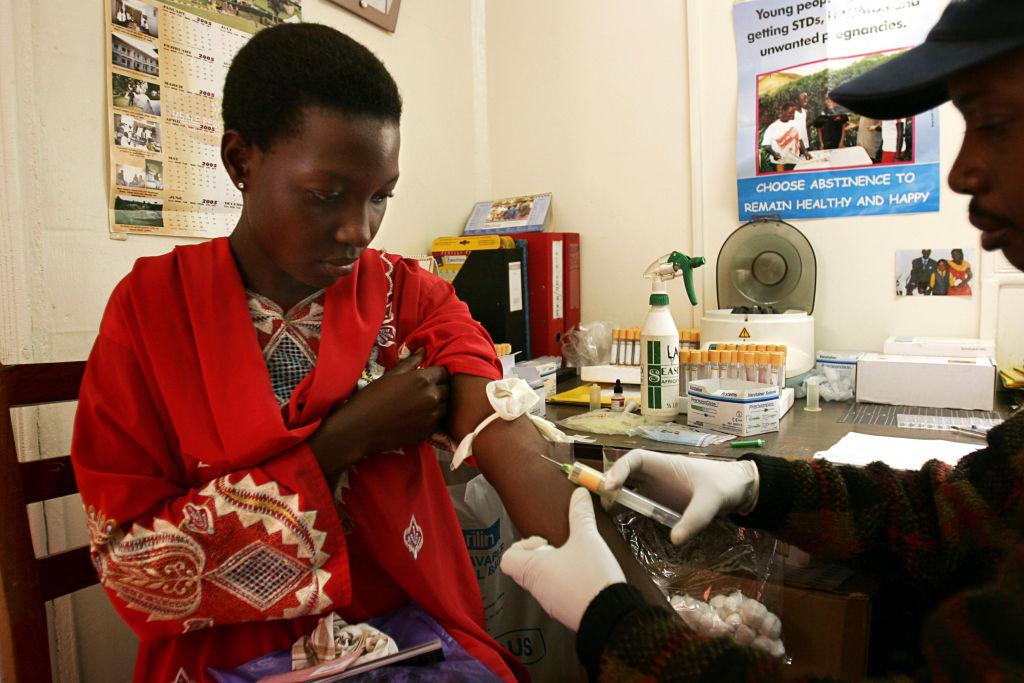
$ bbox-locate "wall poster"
[107,0,301,238]
[734,0,941,221]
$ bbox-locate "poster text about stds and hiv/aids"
[734,0,940,220]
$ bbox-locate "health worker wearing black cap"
[499,1,1024,679]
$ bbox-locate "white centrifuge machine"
[700,218,816,378]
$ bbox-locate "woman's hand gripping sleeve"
[398,263,502,382]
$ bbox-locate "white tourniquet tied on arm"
[450,378,590,470]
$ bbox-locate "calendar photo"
[114,194,164,228]
[115,162,146,189]
[116,159,163,190]
[112,0,160,39]
[111,30,159,78]
[161,0,301,33]
[112,74,161,116]
[114,114,162,153]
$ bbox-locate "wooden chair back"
[0,361,95,683]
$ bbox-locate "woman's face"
[233,105,400,295]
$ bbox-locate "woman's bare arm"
[448,374,670,609]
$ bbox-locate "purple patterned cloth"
[208,603,503,683]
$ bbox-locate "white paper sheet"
[814,432,979,470]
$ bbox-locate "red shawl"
[71,238,525,682]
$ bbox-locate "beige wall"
[484,0,697,328]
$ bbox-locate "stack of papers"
[814,432,979,470]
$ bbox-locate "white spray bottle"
[640,252,705,421]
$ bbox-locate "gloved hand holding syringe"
[537,452,683,529]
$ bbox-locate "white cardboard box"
[686,379,780,436]
[580,363,641,386]
[515,356,561,394]
[679,386,793,418]
[856,353,996,411]
[882,336,995,358]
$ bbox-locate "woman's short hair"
[222,23,401,150]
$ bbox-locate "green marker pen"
[731,438,766,448]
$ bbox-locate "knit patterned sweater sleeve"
[742,412,1024,593]
[738,411,1024,678]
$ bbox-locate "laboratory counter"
[544,379,1018,680]
[546,386,1007,463]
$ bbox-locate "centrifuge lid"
[716,218,816,313]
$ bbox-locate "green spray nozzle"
[665,251,705,306]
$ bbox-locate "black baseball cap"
[830,0,1024,120]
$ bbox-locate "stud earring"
[236,181,245,190]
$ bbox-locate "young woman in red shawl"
[72,23,655,683]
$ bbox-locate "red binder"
[508,232,581,358]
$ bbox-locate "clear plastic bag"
[616,512,789,659]
[557,408,650,435]
[793,367,854,402]
[560,321,613,367]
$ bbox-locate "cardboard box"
[686,379,780,436]
[580,363,641,385]
[777,581,871,680]
[856,353,996,411]
[883,336,995,358]
[497,352,518,378]
[515,356,561,395]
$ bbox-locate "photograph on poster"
[116,160,163,189]
[895,248,976,297]
[145,159,164,189]
[112,0,160,38]
[114,114,162,153]
[757,49,913,174]
[112,73,161,115]
[111,31,159,78]
[115,162,145,188]
[114,194,164,227]
[161,0,301,33]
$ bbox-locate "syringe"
[538,453,682,530]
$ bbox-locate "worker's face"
[798,92,809,108]
[922,249,931,258]
[948,49,1024,271]
[227,105,400,293]
[781,105,796,122]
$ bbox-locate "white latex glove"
[603,449,760,545]
[500,488,626,631]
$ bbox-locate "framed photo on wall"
[327,0,401,32]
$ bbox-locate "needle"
[537,451,569,471]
